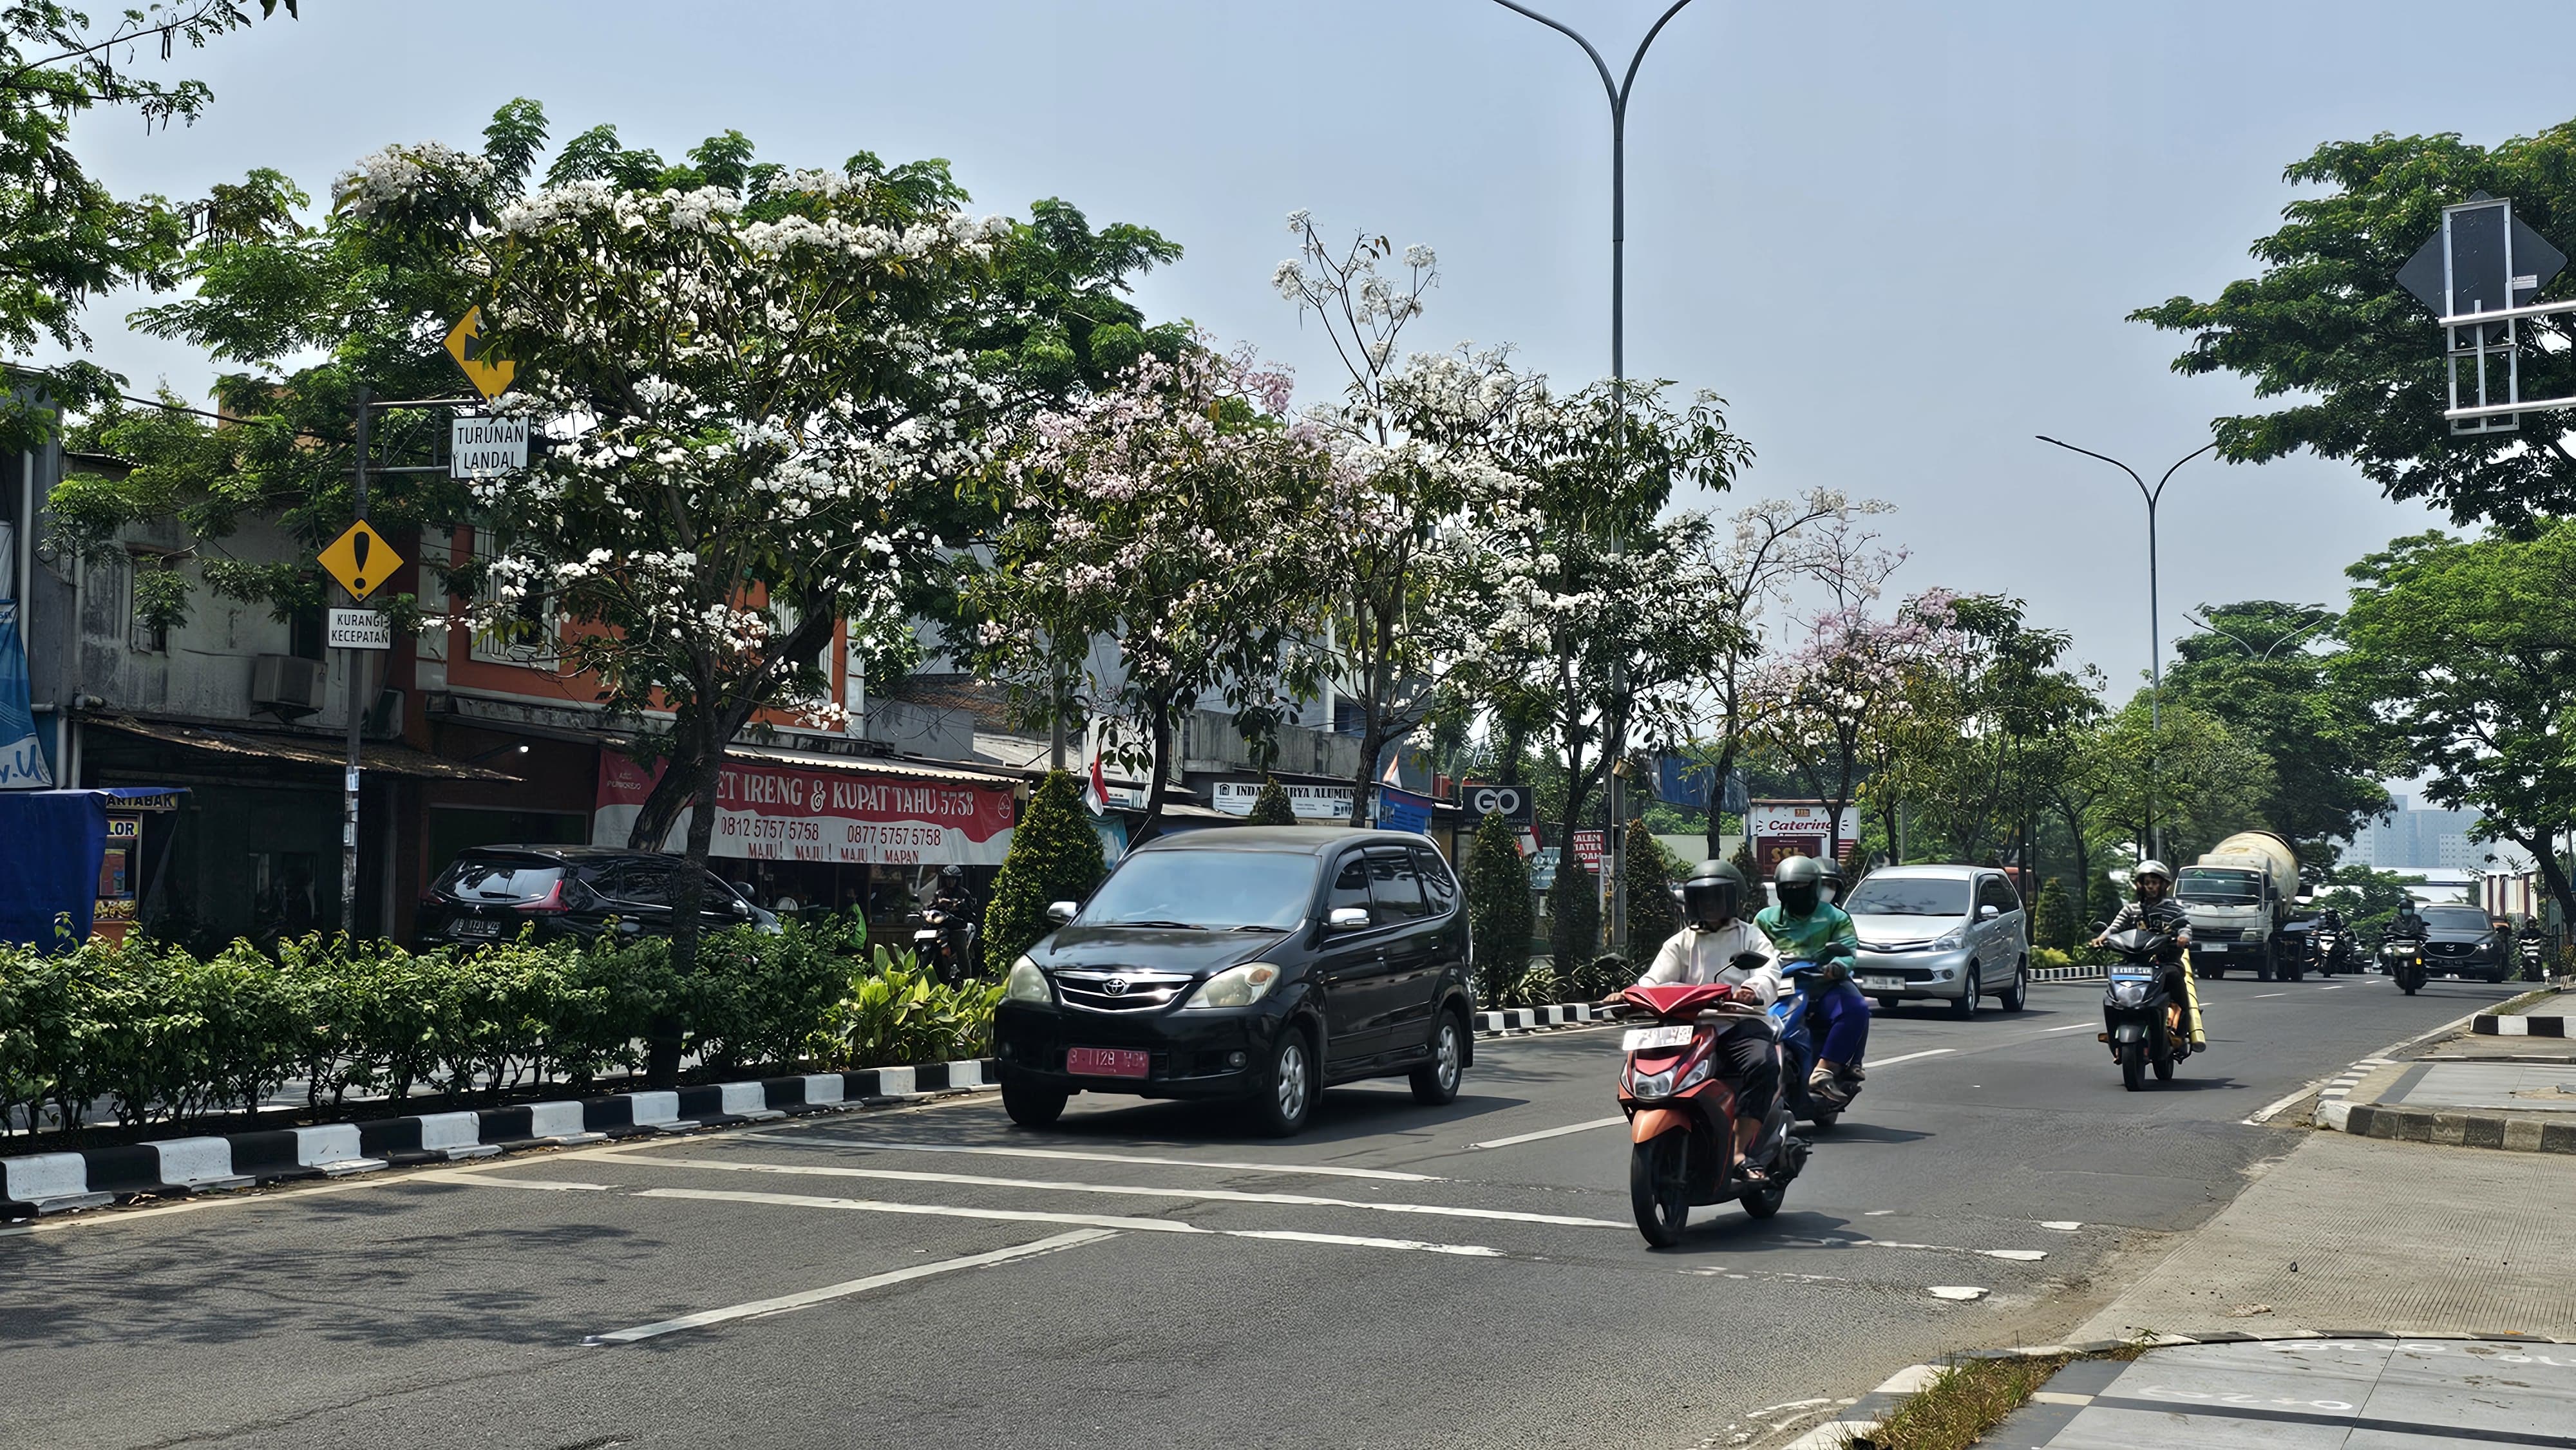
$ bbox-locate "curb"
[1784,1331,2576,1449]
[2,1060,998,1219]
[2029,964,2105,983]
[1475,1002,1611,1033]
[2316,1098,2576,1154]
[2474,1013,2569,1037]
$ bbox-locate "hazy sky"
[49,0,2576,699]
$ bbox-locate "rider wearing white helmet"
[2092,860,2205,1050]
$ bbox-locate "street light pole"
[2183,608,2331,663]
[2034,435,2218,863]
[1493,0,1696,955]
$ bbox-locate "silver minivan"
[1842,865,2029,1017]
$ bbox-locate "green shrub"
[985,769,1107,975]
[1622,819,1680,957]
[2033,878,2078,951]
[814,944,1003,1067]
[2029,946,2075,971]
[1463,811,1533,1004]
[1245,777,1296,825]
[1548,853,1601,968]
[683,924,851,1075]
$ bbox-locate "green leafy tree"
[2087,871,2125,936]
[2132,121,2576,532]
[2320,863,2423,944]
[2032,877,2078,951]
[1463,810,1533,1004]
[2084,694,2276,861]
[1245,777,1296,826]
[1622,818,1680,957]
[2166,600,2394,859]
[983,771,1108,973]
[2335,525,2576,928]
[1548,854,1600,971]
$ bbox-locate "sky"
[46,0,2576,704]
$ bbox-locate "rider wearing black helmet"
[1756,854,1867,1108]
[1620,860,1785,1176]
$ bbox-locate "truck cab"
[2176,862,2276,978]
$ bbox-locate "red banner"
[594,752,1016,866]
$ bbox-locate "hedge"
[0,924,996,1140]
[1463,810,1533,1004]
[985,768,1107,974]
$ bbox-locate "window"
[469,527,557,665]
[1326,852,1374,924]
[290,603,325,662]
[1841,876,1970,919]
[1980,877,2021,915]
[1367,848,1430,920]
[1412,846,1457,913]
[1074,849,1323,932]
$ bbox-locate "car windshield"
[439,860,564,903]
[1841,878,1968,918]
[2176,871,2260,904]
[1077,850,1319,931]
[2422,907,2490,932]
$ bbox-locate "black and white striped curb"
[2318,1098,2576,1154]
[2028,963,2106,983]
[2,1061,997,1219]
[2473,1013,2569,1036]
[1475,1003,1611,1033]
[1774,1332,2576,1449]
[2313,1057,2392,1112]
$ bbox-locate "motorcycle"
[1770,959,1860,1129]
[911,907,979,984]
[2098,927,2193,1091]
[2381,930,2427,995]
[2313,921,2357,977]
[2519,932,2552,982]
[1615,980,1811,1246]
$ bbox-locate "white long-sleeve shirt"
[1636,920,1783,1006]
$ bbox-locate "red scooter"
[1616,981,1810,1247]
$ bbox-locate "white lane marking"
[1857,1238,2046,1262]
[611,1154,1627,1229]
[2255,992,2287,998]
[1864,1209,1895,1216]
[1927,1286,1989,1301]
[2044,1024,2090,1032]
[632,1187,1506,1257]
[2321,984,2347,991]
[2040,1220,2083,1232]
[1867,1048,1957,1068]
[743,1135,1437,1183]
[451,1176,614,1192]
[1470,1116,1626,1151]
[586,1229,1114,1346]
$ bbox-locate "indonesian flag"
[1084,744,1113,814]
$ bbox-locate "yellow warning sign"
[444,306,516,400]
[317,520,404,601]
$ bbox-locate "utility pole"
[1493,0,1697,956]
[341,384,369,933]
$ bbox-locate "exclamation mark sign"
[351,529,370,594]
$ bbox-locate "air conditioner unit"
[251,654,327,718]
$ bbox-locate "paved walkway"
[1978,1339,2576,1449]
[2385,1062,2576,1113]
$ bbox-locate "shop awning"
[87,716,520,781]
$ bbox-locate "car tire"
[1410,1011,1467,1106]
[1249,1023,1317,1137]
[1000,1073,1068,1130]
[1949,965,1980,1019]
[1998,959,2028,1012]
[1874,995,1900,1013]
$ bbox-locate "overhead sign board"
[1459,781,1533,825]
[450,415,529,478]
[317,521,403,601]
[327,607,392,651]
[443,306,516,400]
[1211,780,1356,820]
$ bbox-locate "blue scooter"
[1769,960,1859,1129]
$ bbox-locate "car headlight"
[1931,928,1964,951]
[1004,956,1051,1004]
[1181,963,1280,1010]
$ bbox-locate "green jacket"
[1754,901,1859,968]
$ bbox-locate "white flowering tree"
[958,341,1334,838]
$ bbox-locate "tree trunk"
[650,713,724,1086]
[625,746,696,851]
[1349,701,1383,829]
[1499,715,1528,788]
[2503,825,2576,948]
[1705,739,1739,862]
[1134,706,1175,845]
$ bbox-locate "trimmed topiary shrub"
[1464,810,1534,1005]
[1246,777,1296,825]
[1548,852,1601,970]
[2032,877,2078,951]
[1622,819,1680,957]
[983,769,1108,974]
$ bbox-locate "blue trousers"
[1811,978,1871,1068]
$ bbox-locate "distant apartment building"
[2348,793,2528,872]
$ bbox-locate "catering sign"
[594,752,1015,866]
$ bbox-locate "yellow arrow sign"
[444,306,516,400]
[317,520,404,601]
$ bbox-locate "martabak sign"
[594,752,1015,866]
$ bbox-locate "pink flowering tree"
[1746,592,1964,863]
[958,341,1335,838]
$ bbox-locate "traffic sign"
[451,413,529,478]
[444,306,515,400]
[326,607,392,650]
[317,521,403,601]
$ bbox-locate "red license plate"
[1065,1046,1150,1079]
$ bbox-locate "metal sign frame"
[2434,198,2574,428]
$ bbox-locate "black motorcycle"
[2313,919,2358,977]
[2520,932,2552,982]
[2380,930,2427,995]
[911,906,980,984]
[2099,927,2193,1091]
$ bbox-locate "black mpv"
[417,845,776,949]
[993,827,1475,1136]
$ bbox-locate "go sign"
[1463,784,1533,824]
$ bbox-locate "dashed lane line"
[585,1228,1117,1346]
[734,1135,1441,1182]
[598,1153,1631,1229]
[1470,1116,1625,1151]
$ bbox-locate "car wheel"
[1000,1073,1068,1129]
[1998,959,2028,1013]
[1949,965,1980,1019]
[1249,1024,1316,1137]
[1410,1012,1466,1106]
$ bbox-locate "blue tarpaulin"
[0,789,108,947]
[0,601,49,787]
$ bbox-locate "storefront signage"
[1211,780,1357,820]
[594,753,1016,866]
[1573,829,1605,872]
[1745,800,1857,871]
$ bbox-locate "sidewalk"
[2321,985,2576,1153]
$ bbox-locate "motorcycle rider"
[927,865,978,972]
[1756,854,1867,1109]
[1622,860,1785,1178]
[2092,860,2204,1050]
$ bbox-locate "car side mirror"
[732,898,753,918]
[1045,901,1077,925]
[1327,907,1372,931]
[1979,904,2001,921]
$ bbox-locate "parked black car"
[2416,904,2510,982]
[417,845,777,949]
[992,826,1475,1136]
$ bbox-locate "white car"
[1842,865,2029,1018]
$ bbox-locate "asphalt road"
[0,970,2528,1450]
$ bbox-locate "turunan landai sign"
[451,415,529,478]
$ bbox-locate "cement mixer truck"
[2175,829,2303,981]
